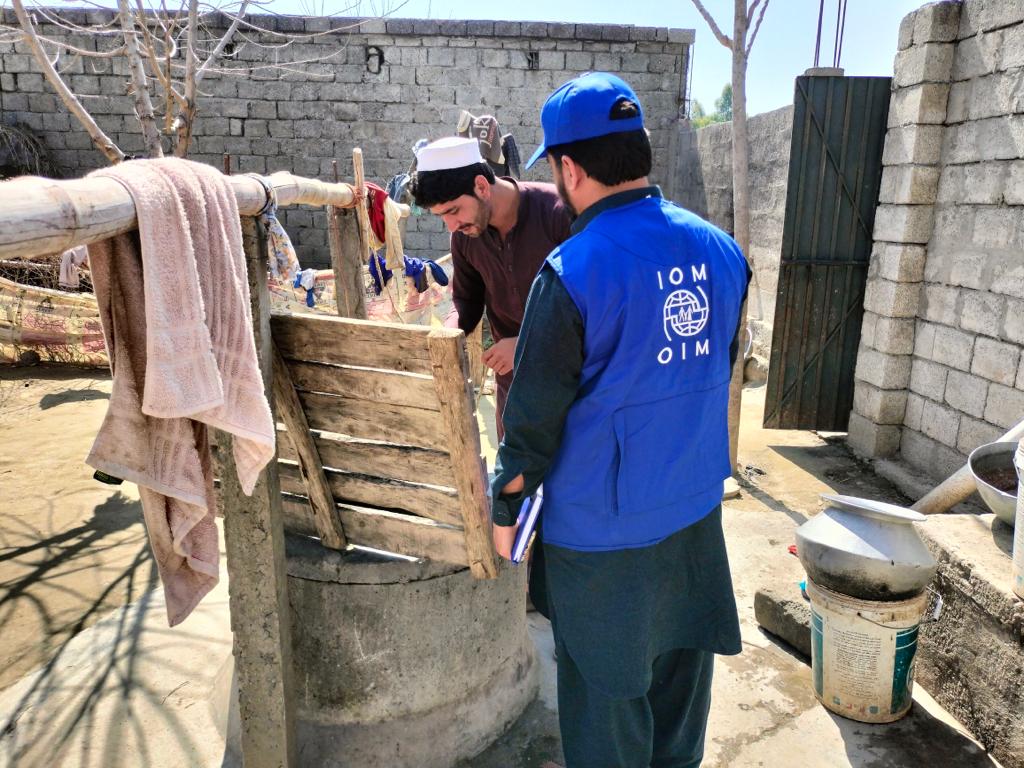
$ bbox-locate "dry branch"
[690,0,732,48]
[747,0,770,56]
[10,0,124,164]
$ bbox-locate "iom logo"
[663,287,710,340]
[655,263,711,366]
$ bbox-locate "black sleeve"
[489,264,584,526]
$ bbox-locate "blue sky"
[276,0,927,116]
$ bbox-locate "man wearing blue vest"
[490,73,750,767]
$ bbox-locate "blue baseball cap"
[525,72,645,170]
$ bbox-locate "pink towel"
[86,158,275,626]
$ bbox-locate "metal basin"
[968,441,1019,527]
[796,494,937,601]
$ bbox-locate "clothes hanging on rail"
[87,158,275,627]
[58,245,89,289]
[250,177,301,283]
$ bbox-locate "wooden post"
[219,216,297,768]
[353,147,406,320]
[327,158,367,319]
[467,325,484,391]
[328,206,368,319]
[428,329,499,579]
[272,346,348,549]
[351,148,373,266]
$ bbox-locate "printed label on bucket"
[891,626,918,713]
[810,602,919,720]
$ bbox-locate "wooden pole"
[352,148,406,320]
[219,216,297,768]
[0,171,356,261]
[351,148,373,265]
[427,328,498,579]
[328,159,368,319]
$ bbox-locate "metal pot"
[968,441,1018,527]
[796,494,937,601]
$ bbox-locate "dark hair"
[410,162,495,208]
[547,129,652,186]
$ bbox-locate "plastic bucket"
[1013,441,1024,600]
[807,579,928,723]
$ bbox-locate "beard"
[553,170,579,219]
[459,196,492,237]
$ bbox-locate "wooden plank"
[271,312,434,374]
[285,358,440,410]
[427,329,498,579]
[282,495,469,566]
[272,346,347,549]
[277,430,457,488]
[328,206,367,319]
[278,462,462,525]
[298,391,449,452]
[467,324,484,390]
[221,216,297,768]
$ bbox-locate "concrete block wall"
[847,1,961,462]
[901,0,1024,478]
[673,105,794,357]
[853,0,1024,479]
[0,9,693,267]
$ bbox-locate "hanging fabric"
[249,174,301,283]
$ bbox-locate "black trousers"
[555,640,715,768]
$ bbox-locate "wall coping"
[1,7,694,45]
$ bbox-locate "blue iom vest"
[542,194,748,551]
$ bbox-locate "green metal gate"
[763,75,891,431]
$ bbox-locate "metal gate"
[763,75,891,431]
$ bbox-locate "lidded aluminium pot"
[795,494,937,601]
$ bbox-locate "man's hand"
[493,521,519,561]
[482,336,517,376]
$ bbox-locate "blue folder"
[511,485,543,564]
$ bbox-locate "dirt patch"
[0,366,154,691]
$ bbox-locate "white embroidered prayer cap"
[416,136,484,172]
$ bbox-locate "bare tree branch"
[207,2,395,41]
[194,0,248,85]
[115,0,164,157]
[31,5,121,34]
[11,0,124,164]
[135,0,178,99]
[171,0,200,157]
[746,0,770,55]
[746,0,763,26]
[689,0,733,49]
[43,38,127,58]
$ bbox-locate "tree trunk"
[731,3,750,257]
[174,0,200,157]
[727,0,751,473]
[116,0,163,157]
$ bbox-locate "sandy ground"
[0,367,154,691]
[0,366,1005,767]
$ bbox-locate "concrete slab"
[0,376,1008,767]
